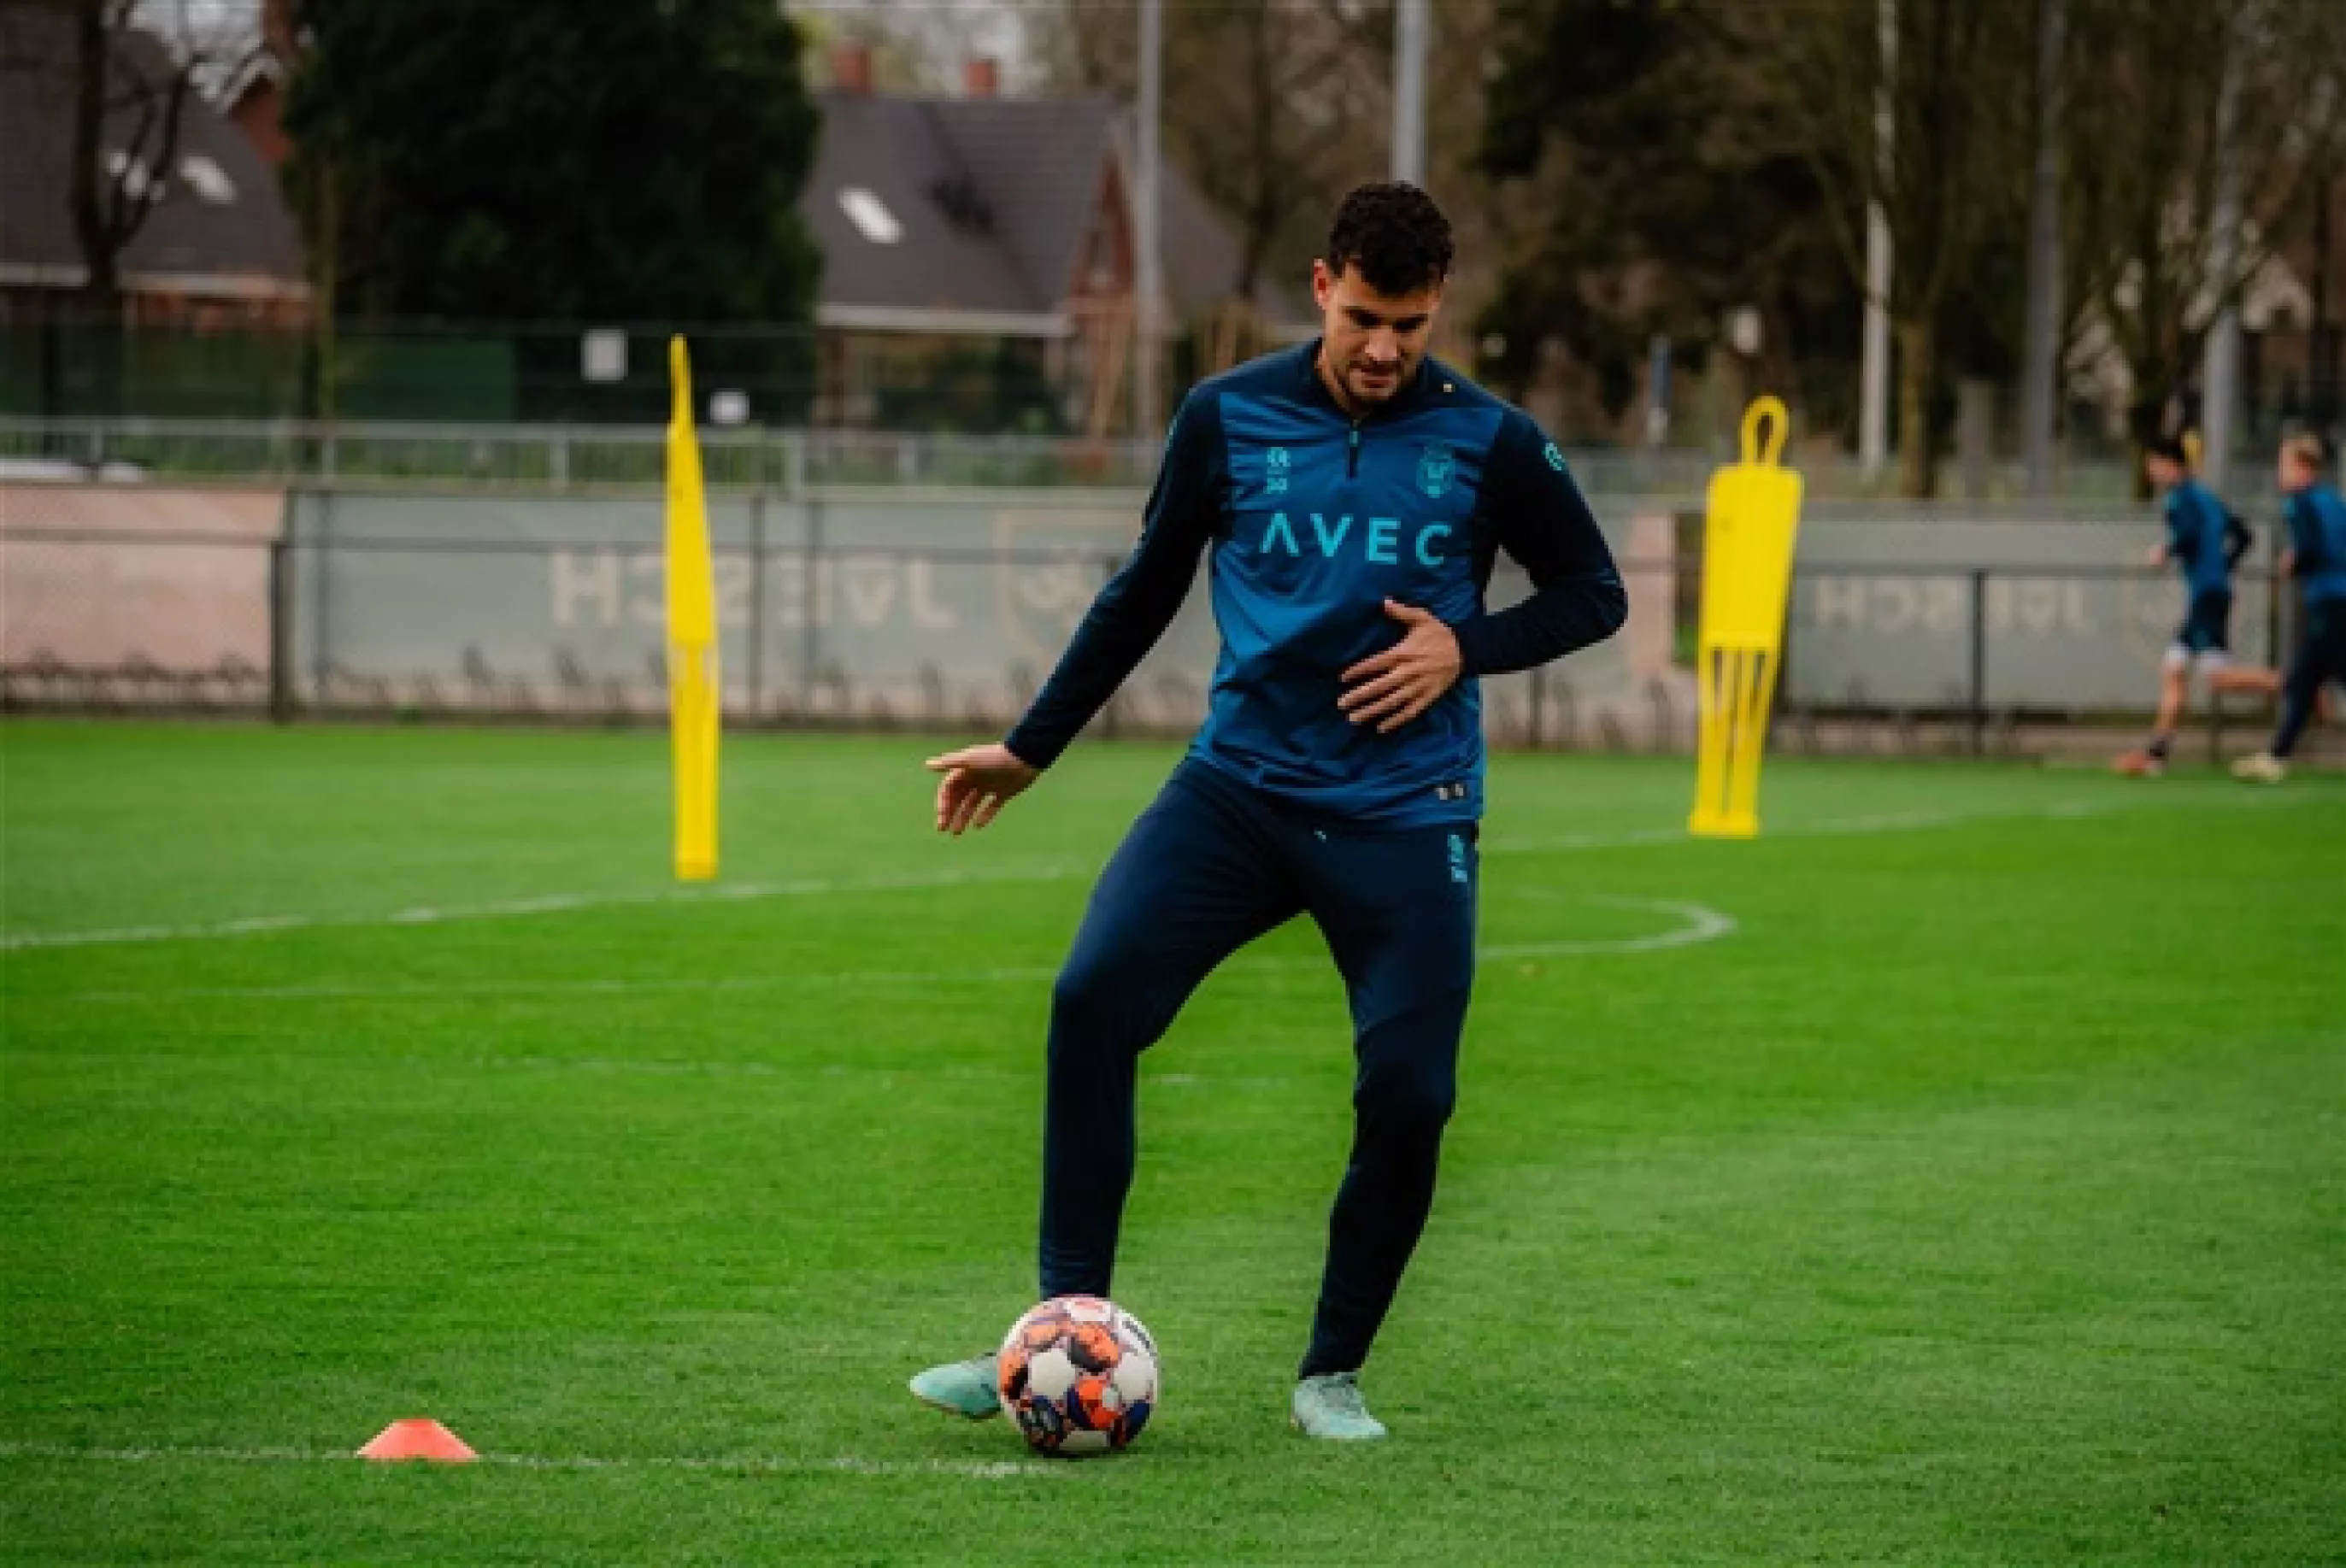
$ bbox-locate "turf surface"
[3,720,2341,1564]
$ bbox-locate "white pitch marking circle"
[1477,891,1737,960]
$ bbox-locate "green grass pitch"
[3,719,2341,1565]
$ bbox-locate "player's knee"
[1049,945,1166,1048]
[1357,1060,1456,1142]
[1050,949,1120,1026]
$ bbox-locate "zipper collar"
[1297,337,1435,425]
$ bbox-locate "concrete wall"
[1786,507,2284,710]
[275,489,1663,734]
[0,482,281,672]
[9,479,2285,726]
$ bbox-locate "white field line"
[1501,784,2328,854]
[1480,895,1737,959]
[2,791,2314,954]
[0,1438,1053,1481]
[1479,803,2087,856]
[0,1048,1298,1091]
[0,866,1082,953]
[37,896,1736,1005]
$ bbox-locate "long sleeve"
[1002,392,1225,768]
[2285,493,2327,575]
[2224,508,2255,569]
[1450,409,1628,678]
[2162,493,2190,561]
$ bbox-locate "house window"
[839,187,903,245]
[179,155,238,204]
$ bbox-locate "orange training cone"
[357,1418,478,1463]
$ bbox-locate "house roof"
[0,7,305,297]
[806,88,1308,336]
[807,92,1103,332]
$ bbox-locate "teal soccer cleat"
[1291,1371,1388,1441]
[908,1354,1002,1419]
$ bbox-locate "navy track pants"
[1038,757,1478,1377]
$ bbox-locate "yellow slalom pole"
[1689,397,1804,839]
[666,337,720,881]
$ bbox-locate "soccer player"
[2232,430,2346,782]
[908,184,1626,1442]
[2114,434,2256,775]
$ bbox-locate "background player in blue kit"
[908,183,1626,1441]
[2116,434,2257,776]
[2233,430,2346,783]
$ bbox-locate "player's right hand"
[923,743,1040,836]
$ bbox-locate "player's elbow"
[1591,570,1629,642]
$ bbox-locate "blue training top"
[2284,483,2346,606]
[1004,341,1626,825]
[2164,478,2251,597]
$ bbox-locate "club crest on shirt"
[1417,443,1454,499]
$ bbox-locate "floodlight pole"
[2201,3,2249,493]
[1860,0,1896,483]
[1393,0,1429,185]
[2020,0,2066,497]
[1134,0,1164,441]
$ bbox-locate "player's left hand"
[1339,600,1462,732]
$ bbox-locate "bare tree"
[0,0,255,422]
[0,0,262,310]
[1038,0,1392,306]
[1779,0,2034,496]
[2060,0,2346,482]
[1475,2,1855,441]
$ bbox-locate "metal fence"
[0,417,1168,492]
[0,488,1638,746]
[1,317,823,426]
[3,483,2327,764]
[0,415,1752,496]
[2,414,2282,507]
[1,526,1682,749]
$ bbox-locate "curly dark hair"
[1325,182,1453,296]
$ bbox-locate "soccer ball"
[996,1295,1159,1456]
